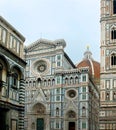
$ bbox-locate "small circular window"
[37,64,47,73]
[37,60,47,73]
[67,89,77,99]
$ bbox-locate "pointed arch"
[110,51,116,66]
[67,110,76,118]
[56,107,59,116]
[65,77,68,84]
[111,25,116,39]
[32,102,46,114]
[37,78,42,86]
[70,77,73,84]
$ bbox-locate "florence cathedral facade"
[24,39,100,130]
[0,0,116,130]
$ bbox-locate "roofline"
[64,52,76,68]
[0,16,25,42]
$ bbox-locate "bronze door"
[37,118,44,130]
[69,122,75,130]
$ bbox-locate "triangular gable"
[31,87,47,104]
[26,38,56,52]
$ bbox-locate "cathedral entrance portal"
[69,122,75,130]
[65,110,76,130]
[37,118,44,130]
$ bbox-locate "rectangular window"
[9,34,20,54]
[82,87,86,92]
[56,88,60,93]
[52,56,55,62]
[57,61,61,67]
[17,41,20,53]
[10,35,13,48]
[13,38,16,49]
[106,80,110,89]
[82,94,86,100]
[82,75,86,82]
[82,122,86,128]
[2,29,7,43]
[113,79,116,88]
[56,55,62,67]
[56,96,60,101]
[12,73,18,89]
[57,77,60,84]
[57,55,61,60]
[0,26,7,44]
[56,122,59,128]
[51,121,54,128]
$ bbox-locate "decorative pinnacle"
[87,45,89,50]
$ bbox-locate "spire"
[83,46,93,60]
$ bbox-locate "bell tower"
[100,0,116,129]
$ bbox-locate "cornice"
[0,44,26,67]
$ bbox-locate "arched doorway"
[32,103,45,130]
[65,110,77,130]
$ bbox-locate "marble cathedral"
[1,0,116,130]
[0,16,26,130]
[24,39,100,130]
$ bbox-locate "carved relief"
[33,103,45,114]
[68,110,76,118]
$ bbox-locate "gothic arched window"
[70,77,73,84]
[56,107,59,116]
[111,28,116,39]
[75,76,78,84]
[65,77,68,84]
[113,0,116,14]
[44,80,47,86]
[52,79,55,85]
[48,79,51,86]
[38,78,41,86]
[82,106,86,116]
[111,53,116,66]
[106,91,110,100]
[33,81,36,86]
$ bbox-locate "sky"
[0,0,100,64]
